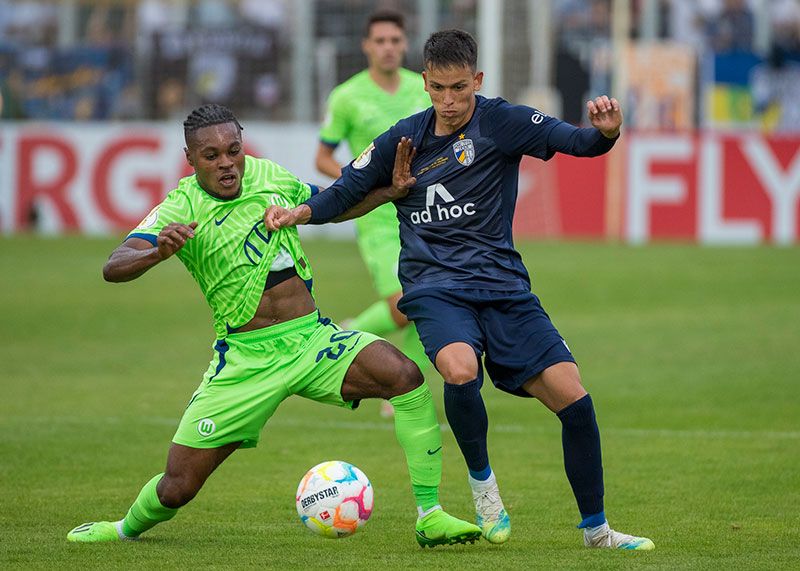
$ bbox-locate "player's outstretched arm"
[331,137,417,222]
[103,222,197,282]
[264,204,311,231]
[587,96,623,138]
[538,97,622,158]
[265,137,417,229]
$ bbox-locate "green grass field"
[1,237,798,569]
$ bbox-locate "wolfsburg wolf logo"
[452,138,475,166]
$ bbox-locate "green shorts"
[354,203,402,299]
[172,311,380,449]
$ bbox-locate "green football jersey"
[320,68,429,249]
[320,68,429,160]
[128,155,315,339]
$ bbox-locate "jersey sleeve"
[284,177,320,206]
[268,159,321,206]
[126,190,192,247]
[289,180,320,205]
[318,87,349,147]
[304,129,396,224]
[488,99,617,160]
[486,100,561,159]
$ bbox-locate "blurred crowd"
[554,0,800,130]
[1,0,799,130]
[0,0,290,120]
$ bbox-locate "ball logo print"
[296,460,373,539]
[197,418,216,437]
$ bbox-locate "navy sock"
[469,465,492,481]
[443,377,489,476]
[557,394,604,517]
[578,511,606,529]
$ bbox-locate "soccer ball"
[295,460,373,539]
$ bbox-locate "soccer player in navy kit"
[266,29,654,550]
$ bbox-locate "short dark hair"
[364,9,405,37]
[183,104,243,145]
[423,29,478,71]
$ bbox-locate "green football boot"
[67,521,130,543]
[415,509,482,548]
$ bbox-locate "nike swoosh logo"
[215,210,234,225]
[427,446,442,455]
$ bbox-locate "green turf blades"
[4,238,799,567]
[414,509,482,548]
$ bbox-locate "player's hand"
[388,137,417,199]
[264,205,311,231]
[587,96,623,139]
[157,222,198,260]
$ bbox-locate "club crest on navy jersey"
[453,135,475,166]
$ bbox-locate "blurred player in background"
[316,10,430,418]
[66,104,481,548]
[266,30,655,551]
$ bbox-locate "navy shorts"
[398,288,575,397]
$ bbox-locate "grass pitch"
[1,236,798,569]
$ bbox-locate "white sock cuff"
[468,471,496,489]
[417,504,442,519]
[115,520,127,539]
[115,519,137,541]
[584,521,610,536]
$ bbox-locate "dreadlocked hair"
[183,104,243,142]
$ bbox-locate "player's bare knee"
[435,343,479,384]
[380,354,423,398]
[440,362,479,385]
[157,475,200,509]
[394,357,423,395]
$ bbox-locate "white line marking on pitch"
[9,415,800,440]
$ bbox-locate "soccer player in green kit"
[316,10,429,417]
[66,104,481,548]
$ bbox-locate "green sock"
[350,300,398,336]
[121,473,178,537]
[401,324,430,373]
[389,383,442,512]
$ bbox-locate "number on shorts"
[330,330,358,342]
[315,330,360,362]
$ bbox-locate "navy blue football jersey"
[305,95,617,294]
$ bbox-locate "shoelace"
[473,487,504,521]
[586,527,637,548]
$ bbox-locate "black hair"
[183,104,243,145]
[423,29,478,71]
[364,9,405,37]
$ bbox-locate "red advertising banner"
[514,132,800,245]
[2,124,799,244]
[0,123,325,235]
